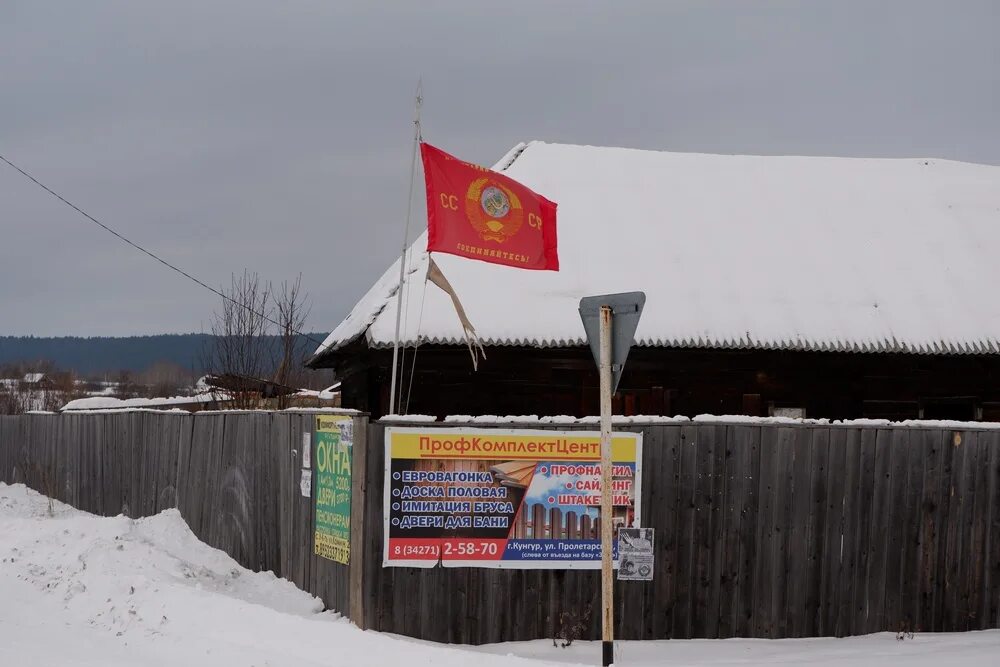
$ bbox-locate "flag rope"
[403,259,430,414]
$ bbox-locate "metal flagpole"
[389,81,423,415]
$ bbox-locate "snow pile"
[0,483,545,667]
[61,392,230,411]
[317,382,342,400]
[2,482,998,666]
[313,142,1000,360]
[444,414,542,424]
[381,413,438,422]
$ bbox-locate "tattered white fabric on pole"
[427,256,485,370]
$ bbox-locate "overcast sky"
[2,1,997,337]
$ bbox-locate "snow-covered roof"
[61,392,231,411]
[317,382,342,400]
[312,141,1000,363]
[22,373,45,383]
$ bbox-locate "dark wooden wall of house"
[330,345,1000,421]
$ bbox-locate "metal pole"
[388,82,423,415]
[599,304,614,667]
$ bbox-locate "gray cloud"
[2,0,997,335]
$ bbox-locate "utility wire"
[0,152,327,349]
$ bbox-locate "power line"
[0,151,327,349]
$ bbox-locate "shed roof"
[312,141,1000,365]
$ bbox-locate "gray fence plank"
[883,428,911,632]
[916,429,942,631]
[802,426,829,637]
[819,427,846,636]
[752,425,778,637]
[654,425,681,637]
[770,427,796,638]
[734,425,761,639]
[672,423,698,638]
[898,428,922,632]
[929,428,956,631]
[692,423,723,638]
[944,430,971,630]
[716,425,742,638]
[863,429,894,634]
[958,429,979,631]
[985,432,1000,628]
[967,431,989,631]
[787,426,814,638]
[630,425,656,639]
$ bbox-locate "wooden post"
[349,416,367,628]
[599,305,614,666]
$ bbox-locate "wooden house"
[21,373,56,391]
[308,142,1000,421]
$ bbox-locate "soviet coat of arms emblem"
[465,177,524,242]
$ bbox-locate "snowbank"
[0,483,542,667]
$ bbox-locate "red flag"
[421,142,558,271]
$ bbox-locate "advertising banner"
[383,427,643,568]
[313,415,353,564]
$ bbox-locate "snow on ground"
[1,482,998,666]
[471,633,1000,666]
[0,483,541,667]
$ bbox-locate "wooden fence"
[0,411,362,618]
[1,413,998,643]
[359,420,1000,642]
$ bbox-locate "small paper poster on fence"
[383,427,643,569]
[301,432,311,468]
[617,527,654,581]
[313,415,353,564]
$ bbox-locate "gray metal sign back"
[578,291,646,393]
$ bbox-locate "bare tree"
[0,366,84,413]
[139,361,194,398]
[112,370,142,400]
[273,275,311,409]
[203,271,275,409]
[201,270,318,409]
[0,381,32,414]
[41,371,84,411]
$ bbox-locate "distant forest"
[0,334,330,377]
